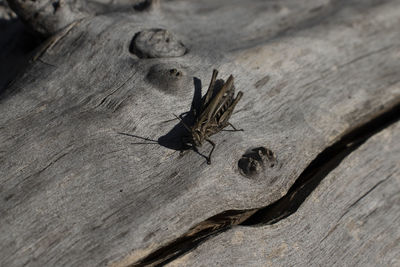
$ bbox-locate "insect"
[178,69,243,164]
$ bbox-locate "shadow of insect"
[119,69,243,164]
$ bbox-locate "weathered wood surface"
[0,0,400,266]
[167,121,400,267]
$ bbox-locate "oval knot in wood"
[146,64,189,94]
[238,147,277,178]
[130,29,187,58]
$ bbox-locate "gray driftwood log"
[0,0,399,266]
[166,120,400,267]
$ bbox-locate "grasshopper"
[178,69,243,164]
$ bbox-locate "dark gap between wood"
[130,102,400,267]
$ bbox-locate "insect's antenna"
[117,132,158,143]
[173,114,192,132]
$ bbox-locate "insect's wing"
[212,83,235,120]
[218,91,243,125]
[203,75,234,122]
[202,69,219,110]
[195,74,233,126]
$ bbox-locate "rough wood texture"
[168,121,400,267]
[5,0,154,37]
[6,0,86,37]
[1,0,400,266]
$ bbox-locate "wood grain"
[1,0,400,266]
[167,120,400,267]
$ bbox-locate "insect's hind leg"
[205,139,216,164]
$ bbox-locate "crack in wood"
[14,150,71,187]
[241,101,400,226]
[130,101,400,267]
[32,19,82,62]
[318,175,391,244]
[95,70,137,110]
[334,176,391,224]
